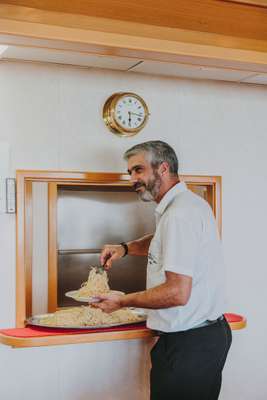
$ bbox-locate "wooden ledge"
[0,327,154,348]
[0,314,246,348]
[224,313,247,330]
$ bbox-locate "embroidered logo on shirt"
[148,252,158,265]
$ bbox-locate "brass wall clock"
[103,92,149,137]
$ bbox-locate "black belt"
[192,315,224,329]
[156,316,224,336]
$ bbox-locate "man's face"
[127,153,162,202]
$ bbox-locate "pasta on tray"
[29,266,145,328]
[38,306,145,327]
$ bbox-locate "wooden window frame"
[16,170,222,328]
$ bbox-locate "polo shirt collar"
[155,181,187,216]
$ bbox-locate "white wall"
[0,61,267,400]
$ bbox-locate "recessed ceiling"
[241,74,267,84]
[128,60,257,82]
[1,44,267,85]
[0,45,8,55]
[222,0,267,7]
[0,45,138,70]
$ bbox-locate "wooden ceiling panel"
[2,0,267,41]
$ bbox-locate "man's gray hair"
[124,140,178,175]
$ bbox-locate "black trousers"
[150,316,232,400]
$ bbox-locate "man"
[94,140,232,400]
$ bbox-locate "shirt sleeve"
[161,214,199,277]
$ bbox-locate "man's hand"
[92,293,123,313]
[100,244,125,269]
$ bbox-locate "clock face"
[114,95,146,130]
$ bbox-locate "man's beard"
[134,171,161,202]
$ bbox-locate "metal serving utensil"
[93,254,110,274]
[95,264,105,274]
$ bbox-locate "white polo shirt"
[146,182,225,332]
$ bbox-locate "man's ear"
[158,161,169,176]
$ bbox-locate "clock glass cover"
[103,92,149,136]
[114,95,146,131]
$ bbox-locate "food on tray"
[35,266,145,328]
[71,267,111,299]
[38,306,144,327]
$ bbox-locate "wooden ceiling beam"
[0,4,267,73]
[2,0,267,41]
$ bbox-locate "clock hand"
[130,112,144,117]
[128,111,132,127]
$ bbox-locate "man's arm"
[93,271,192,313]
[100,233,153,268]
[127,234,153,256]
